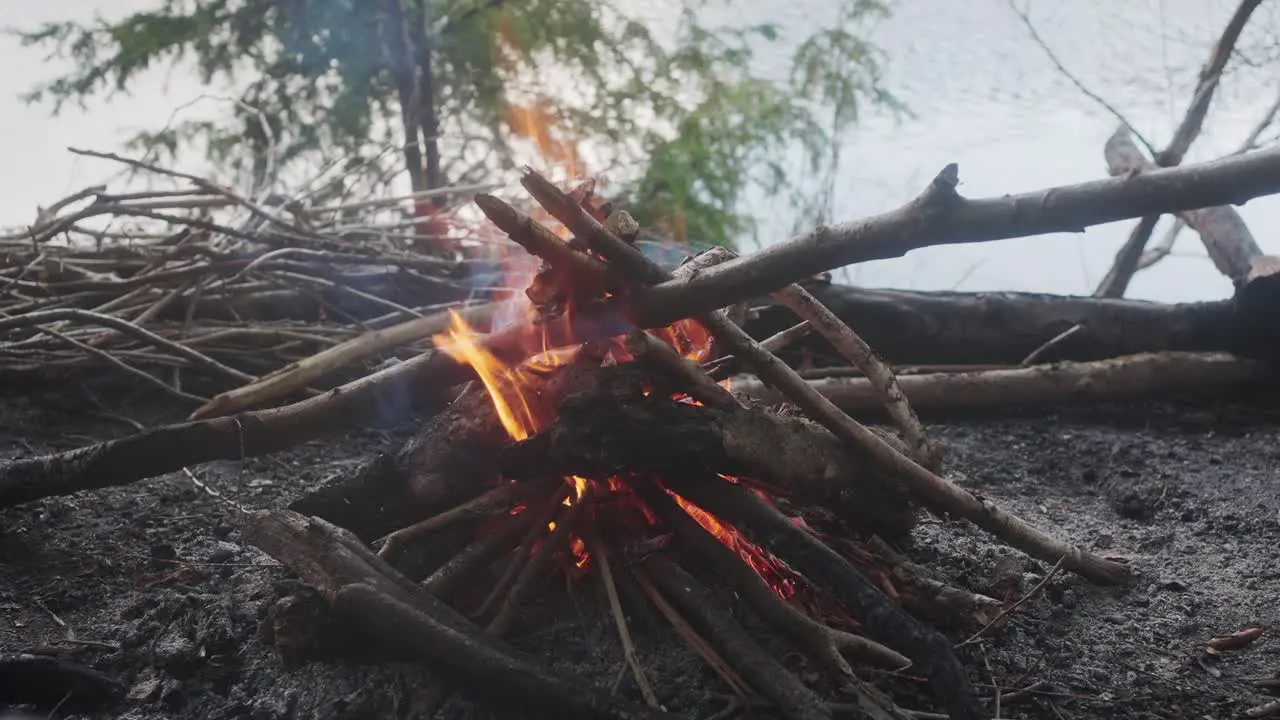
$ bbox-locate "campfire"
[229,167,1136,720]
[11,67,1280,717]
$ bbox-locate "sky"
[3,0,1279,304]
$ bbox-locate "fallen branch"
[629,147,1280,326]
[730,352,1270,418]
[744,284,1267,365]
[1105,127,1277,290]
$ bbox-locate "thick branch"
[630,148,1280,326]
[1105,127,1271,288]
[745,285,1263,364]
[730,352,1270,418]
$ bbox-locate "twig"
[35,326,208,405]
[1006,0,1157,157]
[770,282,938,470]
[474,193,611,290]
[1020,323,1084,366]
[955,555,1066,649]
[423,512,532,598]
[630,564,754,702]
[377,479,544,561]
[586,523,660,707]
[0,308,254,382]
[474,485,571,619]
[639,554,835,720]
[487,497,586,633]
[624,329,740,411]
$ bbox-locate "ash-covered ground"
[1,380,1276,720]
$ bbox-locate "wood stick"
[632,479,910,675]
[474,193,611,289]
[628,146,1280,327]
[519,171,1126,585]
[659,474,982,720]
[474,485,571,619]
[332,584,679,720]
[731,351,1269,418]
[377,479,547,561]
[586,523,660,708]
[423,512,532,599]
[487,498,586,634]
[704,320,813,381]
[858,537,1003,629]
[770,283,938,470]
[625,329,740,411]
[189,301,497,420]
[630,564,754,701]
[637,554,835,720]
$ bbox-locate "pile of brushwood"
[3,141,1280,720]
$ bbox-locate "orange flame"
[670,489,797,599]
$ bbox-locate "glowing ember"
[668,490,798,599]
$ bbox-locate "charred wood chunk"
[503,367,917,541]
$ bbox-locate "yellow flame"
[433,311,539,441]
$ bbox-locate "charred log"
[743,283,1276,366]
[290,347,606,541]
[501,366,918,542]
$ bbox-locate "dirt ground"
[1,379,1277,720]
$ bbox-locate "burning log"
[502,364,918,542]
[288,340,606,544]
